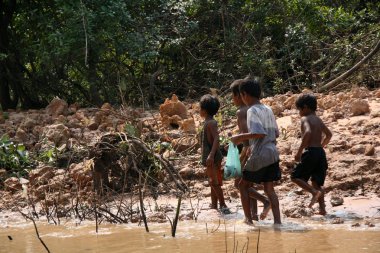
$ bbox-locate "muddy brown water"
[1,220,379,253]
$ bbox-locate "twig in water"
[224,219,227,253]
[233,224,236,253]
[19,212,51,253]
[171,194,182,237]
[138,173,149,232]
[211,219,221,233]
[257,228,261,253]
[245,236,249,253]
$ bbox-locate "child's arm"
[237,109,250,149]
[231,109,266,145]
[295,117,311,162]
[206,120,220,167]
[321,122,332,148]
[230,132,265,145]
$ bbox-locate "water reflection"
[1,220,379,253]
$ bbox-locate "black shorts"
[243,162,281,184]
[291,147,328,186]
[237,144,244,154]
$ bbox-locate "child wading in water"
[291,94,332,215]
[231,79,281,225]
[230,79,258,221]
[200,94,230,214]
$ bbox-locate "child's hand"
[230,135,240,145]
[206,155,214,167]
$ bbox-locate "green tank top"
[201,120,223,166]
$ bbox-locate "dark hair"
[230,79,244,96]
[200,94,220,116]
[295,94,317,111]
[239,79,261,99]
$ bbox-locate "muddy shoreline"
[1,87,380,230]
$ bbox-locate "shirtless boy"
[291,94,332,215]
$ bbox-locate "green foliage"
[0,135,33,178]
[124,123,138,137]
[37,144,66,166]
[0,0,379,110]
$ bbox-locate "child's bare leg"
[238,179,253,223]
[207,165,219,209]
[250,199,258,221]
[210,186,218,209]
[212,185,226,208]
[291,178,321,207]
[247,187,271,219]
[263,182,281,224]
[312,181,326,215]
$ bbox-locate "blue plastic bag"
[224,142,241,179]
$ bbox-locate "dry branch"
[318,38,380,92]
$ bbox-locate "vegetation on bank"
[0,0,379,109]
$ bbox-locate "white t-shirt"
[244,103,279,172]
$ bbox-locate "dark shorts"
[242,162,281,184]
[237,144,244,154]
[291,147,328,186]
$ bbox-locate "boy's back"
[302,114,325,148]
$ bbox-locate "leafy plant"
[38,144,66,165]
[124,123,138,137]
[0,135,33,178]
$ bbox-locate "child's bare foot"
[209,204,218,210]
[318,209,327,215]
[309,191,322,208]
[260,201,271,220]
[244,218,254,225]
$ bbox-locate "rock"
[159,94,187,119]
[271,103,284,116]
[69,161,93,186]
[29,166,55,186]
[180,118,196,133]
[87,118,99,130]
[364,144,375,156]
[171,137,198,152]
[375,89,380,98]
[283,206,313,218]
[32,125,44,138]
[4,177,22,192]
[350,144,365,155]
[350,87,370,99]
[161,115,182,129]
[351,222,360,227]
[364,221,375,227]
[15,128,28,142]
[46,97,68,117]
[163,150,176,159]
[66,118,82,128]
[20,117,37,131]
[101,103,113,113]
[68,103,80,114]
[179,165,194,179]
[350,99,370,116]
[42,124,70,146]
[284,95,297,109]
[331,217,344,224]
[230,189,240,199]
[56,115,66,123]
[330,196,344,207]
